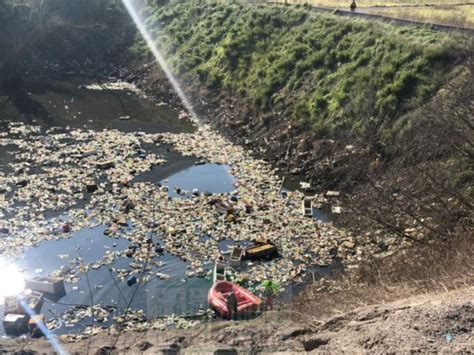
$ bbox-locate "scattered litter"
[209,281,261,319]
[302,198,313,217]
[4,291,43,315]
[213,261,227,283]
[229,245,244,268]
[299,182,311,190]
[127,275,137,286]
[444,334,454,343]
[0,121,388,338]
[245,241,278,261]
[3,314,29,336]
[26,277,66,298]
[28,315,46,338]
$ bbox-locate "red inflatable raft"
[208,281,262,319]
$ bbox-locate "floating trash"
[0,118,388,338]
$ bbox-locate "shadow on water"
[5,87,61,127]
[1,77,195,133]
[132,143,198,185]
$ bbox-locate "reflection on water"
[0,78,195,134]
[0,77,334,336]
[0,261,25,299]
[16,226,130,279]
[164,163,236,198]
[0,78,233,335]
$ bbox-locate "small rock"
[137,341,154,351]
[96,346,116,355]
[302,336,329,351]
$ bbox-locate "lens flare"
[0,261,25,299]
[19,298,67,355]
[122,0,199,124]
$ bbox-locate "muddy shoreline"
[2,287,471,353]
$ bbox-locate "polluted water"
[0,78,388,341]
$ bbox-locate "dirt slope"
[2,287,472,354]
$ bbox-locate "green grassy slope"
[139,1,461,140]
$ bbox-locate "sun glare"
[0,260,25,299]
[122,0,199,123]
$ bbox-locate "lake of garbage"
[0,78,346,337]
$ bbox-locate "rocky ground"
[2,286,472,353]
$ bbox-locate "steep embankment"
[140,1,459,146]
[0,0,134,89]
[2,287,472,353]
[134,1,472,245]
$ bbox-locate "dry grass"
[272,0,474,8]
[271,0,474,27]
[369,4,474,27]
[290,234,474,322]
[288,40,474,324]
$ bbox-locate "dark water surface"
[0,78,231,335]
[0,78,195,133]
[0,78,334,336]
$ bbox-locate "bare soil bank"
[3,286,472,353]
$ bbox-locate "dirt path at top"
[267,1,474,32]
[357,2,474,8]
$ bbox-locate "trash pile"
[157,126,372,279]
[2,277,66,337]
[0,120,396,337]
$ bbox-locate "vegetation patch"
[140,1,461,141]
[0,0,134,87]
